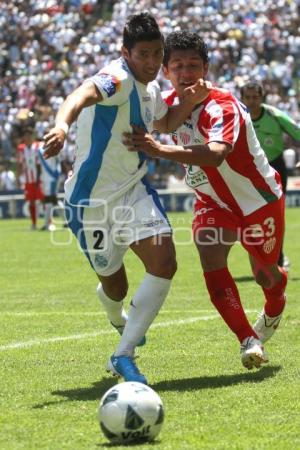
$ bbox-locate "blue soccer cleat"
[111,322,146,347]
[107,354,148,385]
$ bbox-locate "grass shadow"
[233,276,254,283]
[33,366,280,409]
[235,275,300,283]
[33,377,116,409]
[152,365,281,392]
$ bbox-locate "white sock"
[96,283,127,327]
[114,273,171,357]
[44,203,52,226]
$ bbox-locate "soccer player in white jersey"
[38,148,61,231]
[17,128,44,230]
[124,31,287,370]
[43,14,208,385]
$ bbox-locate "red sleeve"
[198,96,241,146]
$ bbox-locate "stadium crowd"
[1,0,300,190]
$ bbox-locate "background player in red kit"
[124,31,287,370]
[17,128,44,229]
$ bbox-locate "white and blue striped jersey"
[38,149,61,196]
[65,57,168,207]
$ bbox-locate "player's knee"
[254,270,272,289]
[149,256,177,279]
[164,256,177,279]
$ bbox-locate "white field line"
[0,315,217,351]
[0,310,258,352]
[1,309,218,317]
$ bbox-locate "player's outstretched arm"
[124,125,231,167]
[43,81,103,159]
[154,79,213,133]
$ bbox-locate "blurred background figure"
[38,148,62,231]
[0,161,17,217]
[16,128,44,230]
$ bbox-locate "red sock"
[29,202,36,225]
[263,267,287,317]
[204,268,257,343]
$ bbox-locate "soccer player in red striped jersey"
[17,128,44,230]
[124,31,287,370]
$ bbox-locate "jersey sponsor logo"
[185,165,209,188]
[142,219,164,227]
[97,73,121,97]
[142,96,151,102]
[263,237,276,254]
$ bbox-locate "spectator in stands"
[240,81,300,270]
[0,162,16,191]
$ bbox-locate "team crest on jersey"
[97,72,121,97]
[264,137,274,146]
[263,237,276,254]
[179,131,191,145]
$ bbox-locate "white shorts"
[65,180,172,276]
[42,177,59,196]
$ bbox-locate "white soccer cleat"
[253,301,285,343]
[240,336,269,370]
[282,256,290,273]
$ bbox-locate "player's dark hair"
[163,31,209,66]
[123,12,163,51]
[240,82,264,98]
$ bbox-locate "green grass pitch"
[1,209,300,449]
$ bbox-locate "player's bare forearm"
[163,143,231,167]
[124,126,231,167]
[43,82,102,159]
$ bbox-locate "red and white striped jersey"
[17,142,42,184]
[164,89,282,216]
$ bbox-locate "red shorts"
[24,182,44,201]
[192,196,285,266]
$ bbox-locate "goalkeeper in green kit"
[241,81,300,271]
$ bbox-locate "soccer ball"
[98,381,164,444]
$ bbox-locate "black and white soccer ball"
[98,381,164,444]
